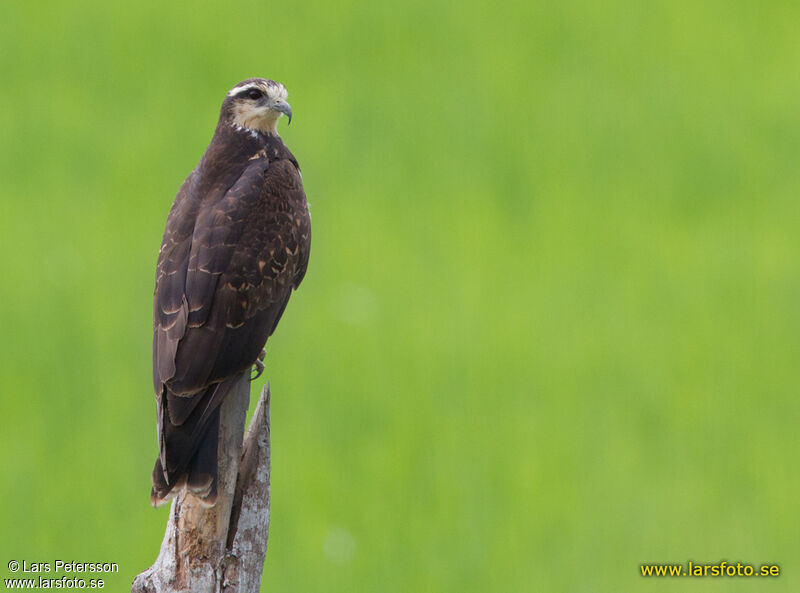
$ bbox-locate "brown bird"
[150,78,311,507]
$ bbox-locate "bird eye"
[247,89,262,100]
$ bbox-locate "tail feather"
[186,407,220,506]
[150,374,241,507]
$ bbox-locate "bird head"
[222,78,292,135]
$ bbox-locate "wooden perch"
[132,376,272,593]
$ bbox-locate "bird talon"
[250,350,266,381]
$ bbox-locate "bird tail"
[149,376,240,507]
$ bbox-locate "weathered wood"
[132,379,272,593]
[222,387,271,592]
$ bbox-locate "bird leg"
[250,349,266,381]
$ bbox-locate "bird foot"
[250,349,266,381]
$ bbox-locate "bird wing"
[153,155,309,408]
[152,173,199,394]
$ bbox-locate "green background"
[1,1,798,591]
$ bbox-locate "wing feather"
[153,154,310,397]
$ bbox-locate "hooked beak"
[272,100,292,125]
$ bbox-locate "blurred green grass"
[1,0,799,591]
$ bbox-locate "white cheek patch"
[231,103,280,134]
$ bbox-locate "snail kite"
[150,78,311,507]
